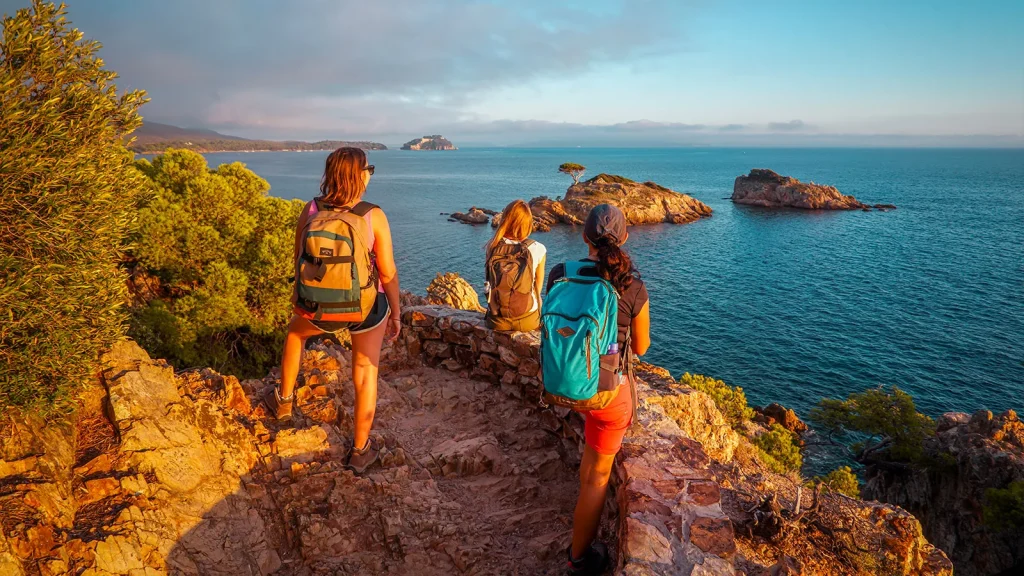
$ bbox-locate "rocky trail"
[0,339,610,576]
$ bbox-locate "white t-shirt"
[487,238,547,313]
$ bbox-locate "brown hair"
[320,147,369,205]
[487,200,534,255]
[593,236,634,293]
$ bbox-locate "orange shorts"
[583,381,633,455]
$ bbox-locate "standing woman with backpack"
[543,204,651,575]
[268,147,402,474]
[484,199,546,332]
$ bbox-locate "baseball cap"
[584,203,627,246]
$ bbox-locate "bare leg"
[279,315,323,399]
[571,445,617,559]
[349,317,388,450]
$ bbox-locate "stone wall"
[399,305,739,575]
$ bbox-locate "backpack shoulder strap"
[350,201,378,217]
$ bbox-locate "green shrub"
[810,386,935,464]
[814,466,861,498]
[753,424,803,474]
[681,372,755,428]
[128,149,304,377]
[0,1,147,413]
[983,480,1024,532]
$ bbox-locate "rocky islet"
[732,168,895,211]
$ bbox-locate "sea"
[198,147,1024,422]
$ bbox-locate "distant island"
[131,122,387,153]
[401,135,457,150]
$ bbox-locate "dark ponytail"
[594,237,634,293]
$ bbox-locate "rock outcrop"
[864,409,1024,576]
[401,135,456,150]
[425,272,484,312]
[753,403,808,435]
[563,174,712,225]
[732,169,891,210]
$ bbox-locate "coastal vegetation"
[813,466,861,498]
[810,385,936,465]
[752,424,803,474]
[983,480,1024,531]
[680,372,754,428]
[0,1,148,413]
[679,373,803,475]
[558,162,586,184]
[128,149,304,377]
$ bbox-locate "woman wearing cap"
[546,203,651,574]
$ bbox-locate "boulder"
[426,272,485,312]
[753,403,808,435]
[732,169,888,210]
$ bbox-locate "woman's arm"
[631,300,651,356]
[534,255,546,301]
[371,208,402,342]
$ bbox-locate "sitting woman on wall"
[484,199,546,332]
[546,204,651,574]
[267,147,401,474]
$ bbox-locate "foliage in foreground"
[681,372,755,428]
[814,466,861,498]
[809,386,936,464]
[0,1,147,412]
[129,149,304,377]
[983,480,1024,532]
[753,424,804,474]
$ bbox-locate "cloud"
[57,0,700,131]
[767,119,810,132]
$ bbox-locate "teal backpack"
[540,261,622,411]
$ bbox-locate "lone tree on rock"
[558,162,586,185]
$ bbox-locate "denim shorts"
[310,293,390,335]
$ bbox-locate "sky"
[6,0,1023,146]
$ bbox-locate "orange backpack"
[294,199,378,322]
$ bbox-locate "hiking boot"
[346,437,380,474]
[265,388,294,422]
[566,541,609,576]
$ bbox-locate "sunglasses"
[364,165,375,175]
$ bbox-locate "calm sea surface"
[200,148,1024,419]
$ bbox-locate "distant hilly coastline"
[131,122,388,153]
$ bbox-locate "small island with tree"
[558,162,586,184]
[401,135,457,150]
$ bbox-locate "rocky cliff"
[864,409,1024,576]
[401,135,456,151]
[732,169,894,211]
[0,294,953,574]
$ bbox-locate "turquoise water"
[201,148,1024,419]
